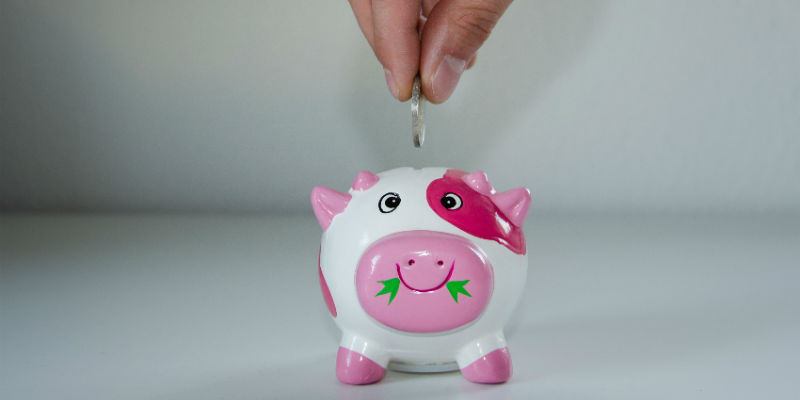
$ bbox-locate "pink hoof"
[336,347,385,385]
[461,347,512,384]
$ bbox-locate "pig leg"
[336,333,389,385]
[456,333,512,384]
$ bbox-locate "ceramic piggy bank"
[311,167,531,384]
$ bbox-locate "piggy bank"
[311,167,531,384]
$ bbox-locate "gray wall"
[2,0,799,214]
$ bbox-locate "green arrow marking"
[446,280,472,303]
[375,278,400,305]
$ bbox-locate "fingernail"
[431,55,467,101]
[384,68,400,99]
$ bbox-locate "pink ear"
[461,171,495,195]
[310,186,351,231]
[351,171,379,191]
[491,188,532,227]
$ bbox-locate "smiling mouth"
[396,261,455,292]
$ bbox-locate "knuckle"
[447,4,502,45]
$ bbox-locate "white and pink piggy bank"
[311,167,531,384]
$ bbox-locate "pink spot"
[427,170,527,255]
[310,186,351,231]
[351,171,380,191]
[318,251,337,317]
[461,347,512,384]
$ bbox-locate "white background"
[2,0,799,214]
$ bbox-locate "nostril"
[408,259,415,266]
[437,260,444,266]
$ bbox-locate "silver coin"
[411,76,425,148]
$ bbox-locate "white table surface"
[1,213,798,399]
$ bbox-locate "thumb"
[419,0,512,103]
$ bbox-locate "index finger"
[371,0,423,101]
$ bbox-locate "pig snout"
[397,253,454,293]
[372,232,483,292]
[355,230,494,333]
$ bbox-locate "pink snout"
[396,248,455,292]
[356,231,494,333]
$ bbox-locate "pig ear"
[461,171,495,195]
[491,188,532,227]
[310,186,351,231]
[351,171,379,191]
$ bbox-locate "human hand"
[348,0,513,104]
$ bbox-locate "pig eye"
[441,192,462,210]
[379,192,401,213]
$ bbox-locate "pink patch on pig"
[356,231,493,333]
[319,250,337,317]
[426,170,527,255]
